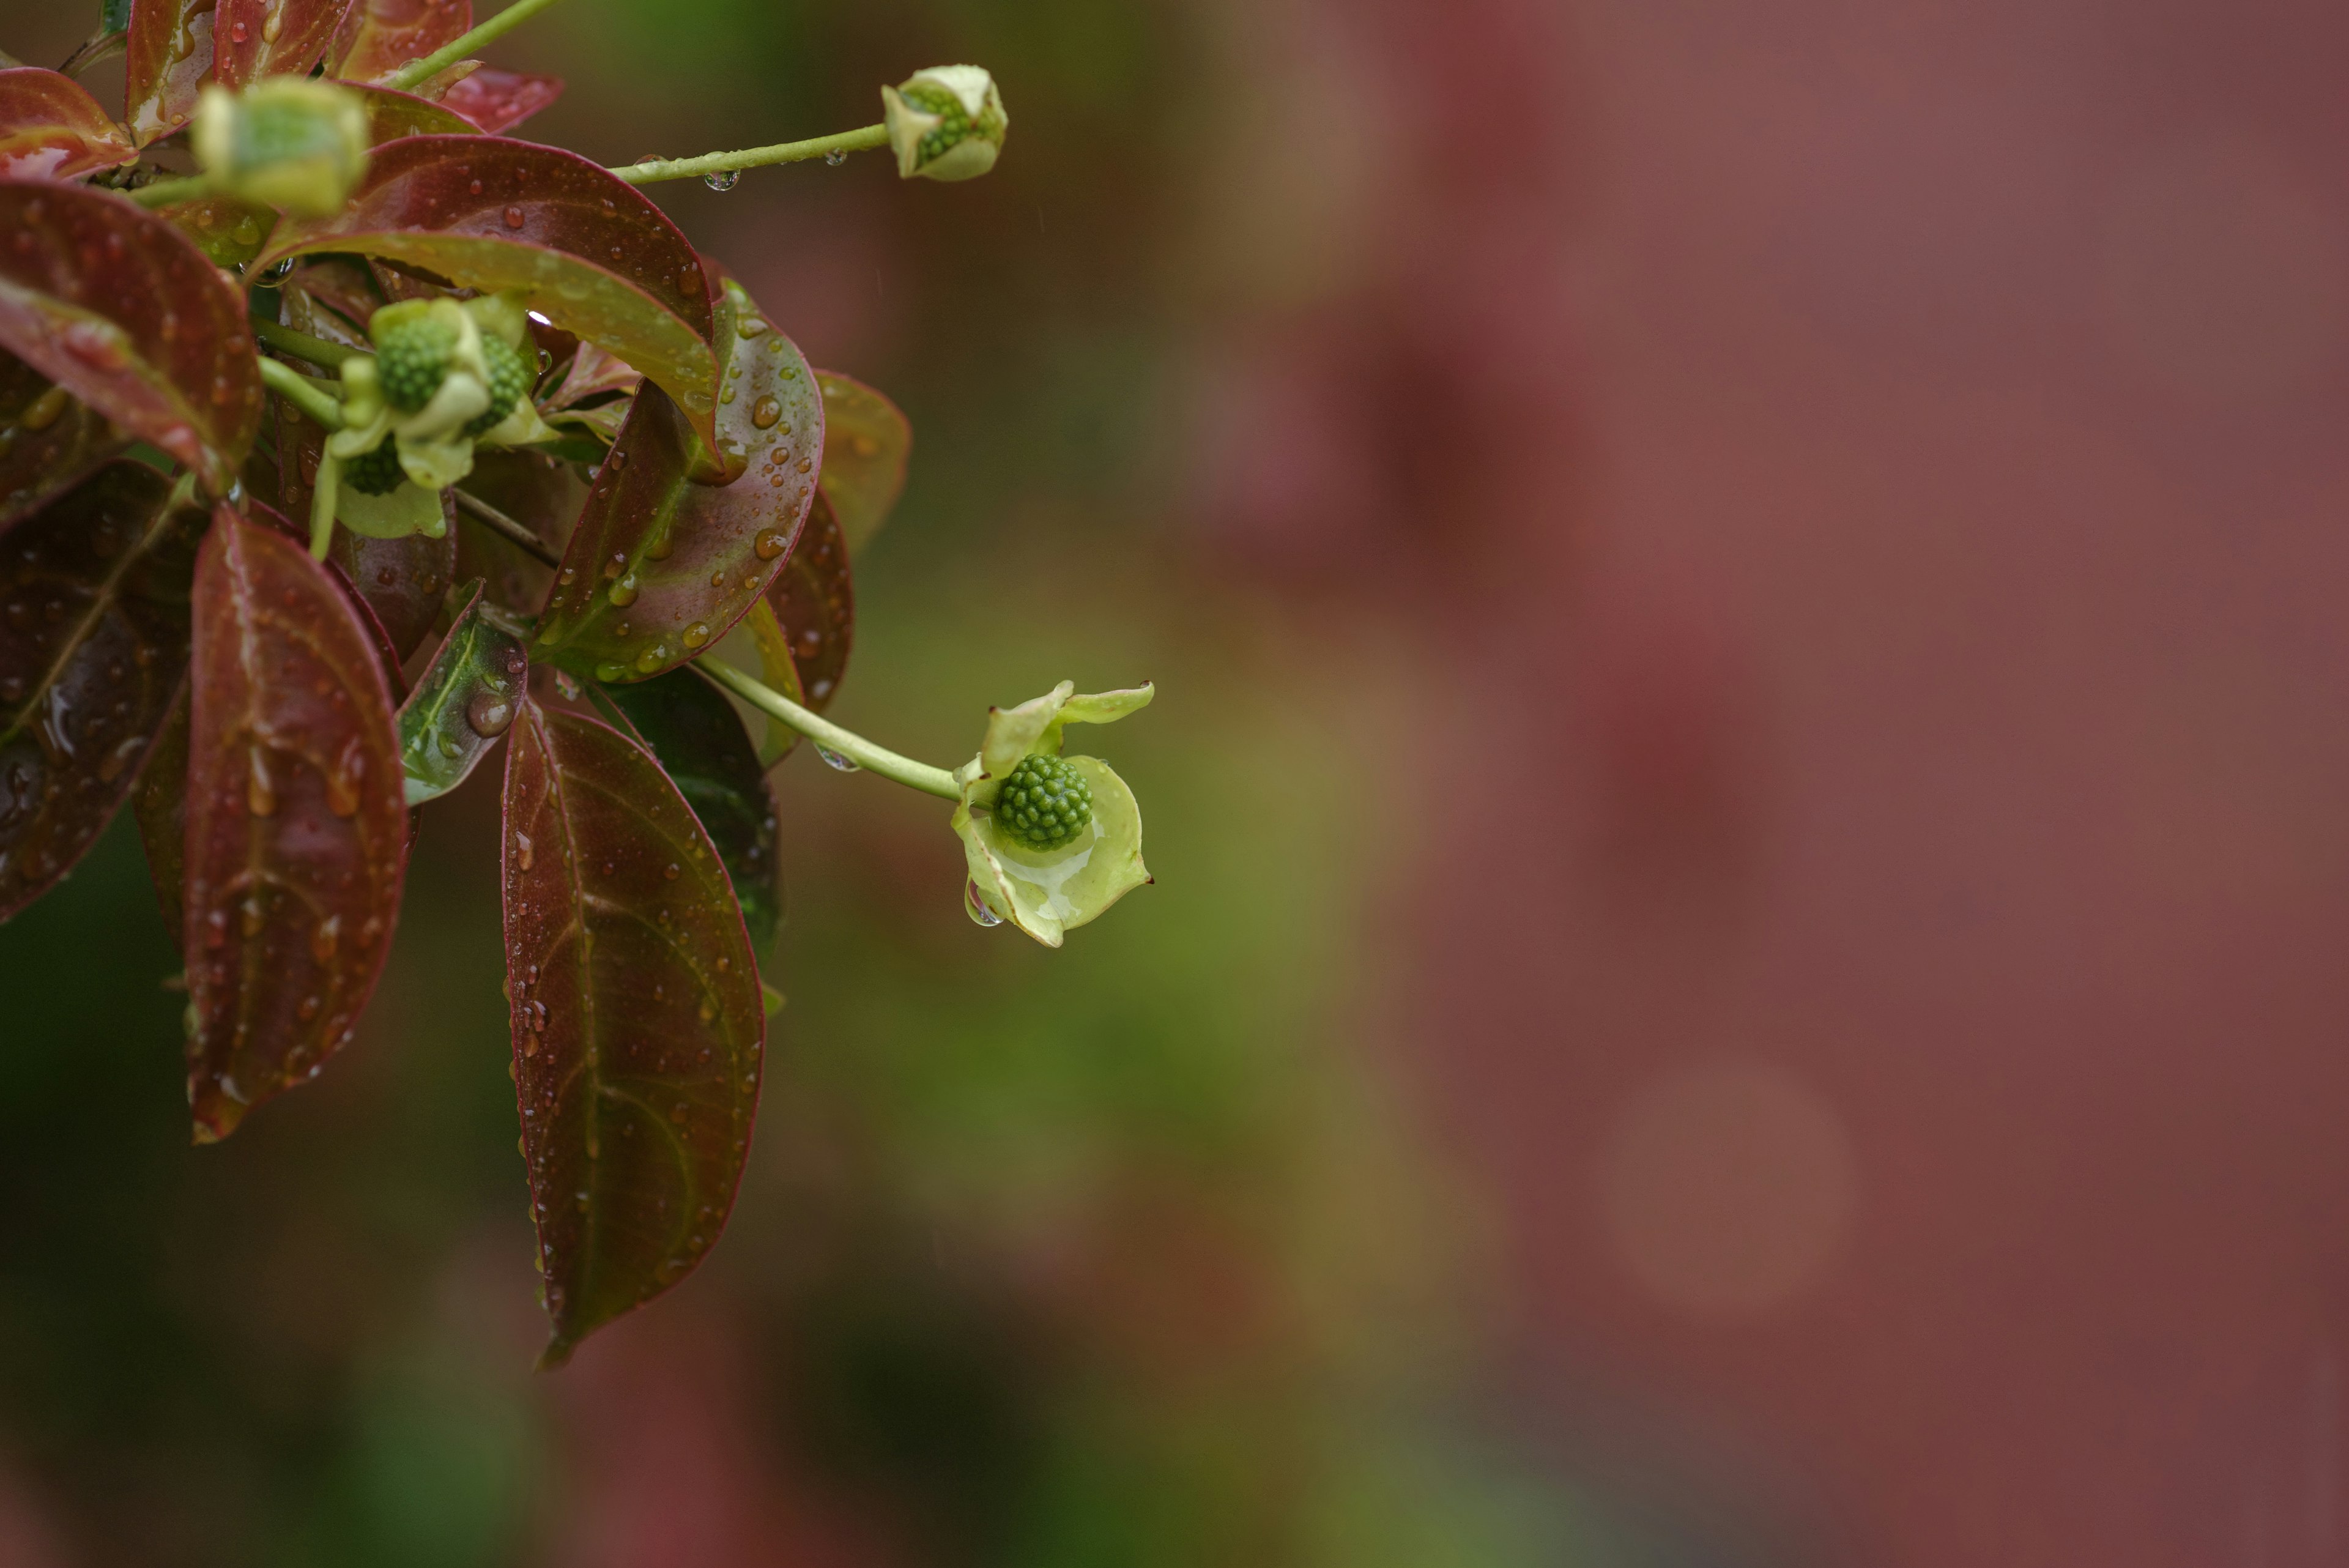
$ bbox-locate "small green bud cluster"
[464,334,530,437]
[374,315,458,412]
[882,66,1007,182]
[993,754,1093,852]
[344,434,405,496]
[897,82,1001,168]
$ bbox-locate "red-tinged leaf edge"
[813,370,910,555]
[213,0,355,89]
[437,68,563,135]
[501,699,764,1364]
[1,350,128,528]
[532,279,823,682]
[254,138,726,475]
[0,181,264,495]
[125,0,217,147]
[184,505,409,1141]
[328,0,471,85]
[766,487,852,712]
[0,69,141,182]
[0,459,204,922]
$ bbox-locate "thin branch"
[254,319,361,368]
[452,488,562,568]
[607,124,889,187]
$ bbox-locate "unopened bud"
[881,66,1007,183]
[191,79,368,218]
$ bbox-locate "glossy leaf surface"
[256,138,723,466]
[133,686,189,945]
[125,0,217,146]
[534,283,822,682]
[814,371,910,554]
[500,700,763,1363]
[396,580,521,803]
[0,69,141,182]
[184,507,407,1141]
[439,69,563,135]
[330,526,455,661]
[603,669,779,951]
[766,488,852,712]
[0,352,125,526]
[0,182,263,494]
[213,0,354,89]
[351,83,477,143]
[158,195,276,270]
[0,461,202,921]
[328,0,469,82]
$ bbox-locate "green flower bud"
[463,333,530,437]
[343,434,404,497]
[881,65,1008,183]
[373,313,458,414]
[952,680,1151,947]
[191,79,368,218]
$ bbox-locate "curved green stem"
[128,173,211,209]
[696,656,961,801]
[257,357,345,429]
[385,0,576,91]
[253,319,359,368]
[608,124,889,187]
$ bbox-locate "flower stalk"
[384,0,578,92]
[608,124,891,187]
[697,656,962,800]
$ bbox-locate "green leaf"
[102,0,135,33]
[184,506,410,1142]
[532,278,823,683]
[601,667,779,952]
[395,579,523,805]
[500,699,764,1365]
[814,370,909,554]
[0,182,265,496]
[0,460,204,923]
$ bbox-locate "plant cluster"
[0,0,1149,1365]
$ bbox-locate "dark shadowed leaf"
[766,488,852,712]
[437,68,563,135]
[125,0,217,146]
[396,579,522,803]
[0,351,126,526]
[256,138,724,467]
[133,683,188,945]
[184,506,407,1142]
[213,0,354,89]
[455,448,577,613]
[0,460,202,922]
[603,669,779,951]
[330,526,455,660]
[0,68,141,182]
[814,370,910,554]
[500,699,763,1364]
[327,0,469,83]
[349,82,477,142]
[533,280,822,682]
[283,257,383,340]
[0,182,264,494]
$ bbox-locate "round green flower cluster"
[344,434,404,496]
[464,333,530,437]
[993,754,1094,852]
[374,315,458,412]
[899,81,1004,167]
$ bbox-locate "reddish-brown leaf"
[349,81,478,142]
[533,279,822,683]
[327,0,469,83]
[501,699,763,1364]
[133,685,190,945]
[437,68,563,135]
[0,461,204,922]
[330,529,455,663]
[0,69,140,182]
[455,448,577,614]
[813,370,910,554]
[766,487,852,712]
[125,0,218,146]
[213,0,356,90]
[184,506,408,1142]
[255,138,724,470]
[0,351,126,527]
[0,182,264,494]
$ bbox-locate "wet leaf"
[814,370,910,554]
[132,681,188,945]
[765,488,852,712]
[706,595,803,767]
[256,137,724,470]
[0,351,125,527]
[0,460,202,923]
[0,68,141,182]
[329,526,453,660]
[125,0,217,146]
[155,194,275,269]
[284,256,384,338]
[533,280,822,683]
[184,505,408,1141]
[602,669,779,951]
[328,0,470,83]
[0,181,264,494]
[396,578,522,803]
[438,68,563,135]
[213,0,355,90]
[455,448,577,613]
[500,699,763,1364]
[349,82,477,143]
[543,338,639,411]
